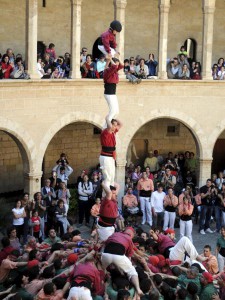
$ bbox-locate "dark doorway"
[212,139,225,174]
[37,41,46,59]
[184,38,197,62]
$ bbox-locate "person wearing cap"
[144,151,159,172]
[97,182,119,241]
[149,229,207,264]
[137,171,154,226]
[101,227,144,296]
[99,116,122,190]
[163,187,178,231]
[199,272,218,300]
[98,20,122,58]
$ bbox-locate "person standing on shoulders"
[99,116,122,190]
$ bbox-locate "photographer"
[135,58,148,79]
[146,53,158,77]
[52,154,73,186]
[161,168,176,190]
[199,179,215,235]
[167,57,181,79]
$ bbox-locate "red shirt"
[99,198,118,221]
[0,246,14,265]
[101,29,117,53]
[100,128,118,157]
[103,64,124,84]
[1,63,13,79]
[71,262,102,295]
[31,216,40,232]
[157,234,175,254]
[104,232,134,257]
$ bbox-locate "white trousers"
[218,253,225,272]
[139,197,152,226]
[99,155,115,189]
[163,211,176,230]
[97,224,115,242]
[67,286,92,300]
[103,94,119,129]
[101,252,137,279]
[169,236,199,262]
[179,219,193,243]
[98,45,117,57]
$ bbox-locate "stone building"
[0,0,225,201]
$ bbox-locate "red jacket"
[104,232,134,257]
[103,64,123,84]
[70,262,102,295]
[101,29,117,53]
[1,63,13,79]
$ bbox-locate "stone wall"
[131,119,196,165]
[0,79,225,194]
[0,131,23,193]
[0,0,224,64]
[43,123,101,183]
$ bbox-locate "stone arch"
[0,116,36,173]
[209,118,225,154]
[38,111,104,170]
[117,109,207,162]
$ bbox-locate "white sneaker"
[200,229,205,234]
[205,228,214,233]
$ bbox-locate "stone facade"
[0,79,225,198]
[0,0,225,199]
[0,0,224,64]
[43,122,100,183]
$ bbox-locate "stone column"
[25,0,39,79]
[113,0,127,65]
[157,0,170,79]
[70,0,82,79]
[198,159,212,187]
[24,172,42,198]
[201,0,216,80]
[115,159,126,208]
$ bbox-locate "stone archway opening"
[212,129,225,175]
[0,130,30,195]
[126,117,200,185]
[42,122,102,186]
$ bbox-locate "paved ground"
[77,219,220,254]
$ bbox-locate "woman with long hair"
[178,196,194,242]
[12,200,26,241]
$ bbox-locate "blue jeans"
[199,205,213,231]
[215,206,222,231]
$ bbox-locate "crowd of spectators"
[212,58,225,80]
[1,44,224,81]
[1,149,225,299]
